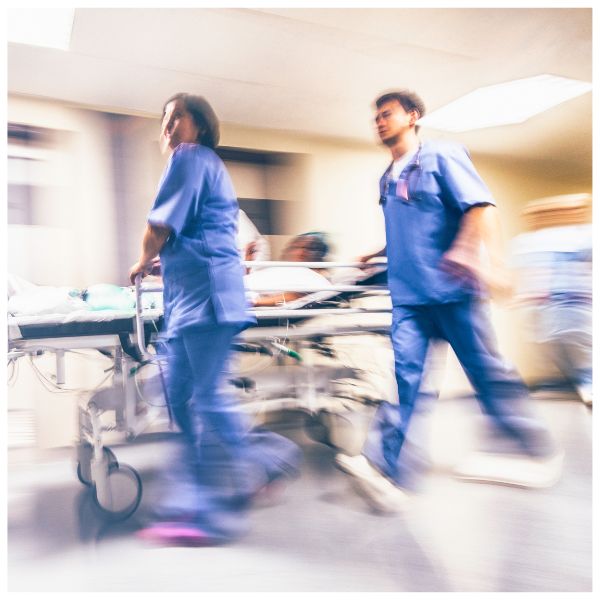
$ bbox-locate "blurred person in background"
[247,231,331,307]
[511,194,592,406]
[335,89,562,513]
[129,92,300,546]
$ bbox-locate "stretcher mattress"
[8,309,163,341]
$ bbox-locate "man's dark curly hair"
[375,90,426,133]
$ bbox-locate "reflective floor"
[7,393,593,592]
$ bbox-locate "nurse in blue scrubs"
[130,93,300,545]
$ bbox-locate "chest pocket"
[407,169,443,211]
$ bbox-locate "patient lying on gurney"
[7,229,329,318]
[245,232,332,307]
[7,228,373,320]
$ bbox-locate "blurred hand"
[441,246,514,301]
[129,261,153,285]
[440,245,478,284]
[357,252,381,269]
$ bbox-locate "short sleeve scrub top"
[147,143,255,338]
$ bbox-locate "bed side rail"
[133,260,389,360]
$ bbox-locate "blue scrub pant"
[153,324,301,540]
[363,298,556,490]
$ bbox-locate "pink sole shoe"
[136,522,219,547]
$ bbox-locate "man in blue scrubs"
[336,90,562,513]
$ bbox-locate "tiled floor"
[7,394,593,592]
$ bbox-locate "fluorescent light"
[418,74,592,133]
[7,8,74,51]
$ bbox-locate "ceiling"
[7,7,593,176]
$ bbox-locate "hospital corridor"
[6,7,594,594]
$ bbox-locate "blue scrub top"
[148,143,255,337]
[380,140,495,305]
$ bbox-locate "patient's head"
[282,232,330,262]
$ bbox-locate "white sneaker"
[335,454,410,513]
[575,385,593,407]
[335,453,378,478]
[453,450,564,489]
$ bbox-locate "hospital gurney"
[7,307,164,519]
[7,261,391,518]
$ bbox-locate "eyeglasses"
[374,109,398,123]
[374,107,420,124]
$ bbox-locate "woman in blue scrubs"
[130,93,300,545]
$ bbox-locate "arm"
[250,266,333,307]
[445,205,489,257]
[358,246,387,264]
[252,291,304,307]
[129,147,200,284]
[129,223,171,284]
[442,205,513,298]
[436,144,513,296]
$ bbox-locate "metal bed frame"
[7,260,391,519]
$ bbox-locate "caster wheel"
[77,446,119,487]
[93,463,142,520]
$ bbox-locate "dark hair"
[162,93,220,149]
[297,232,330,262]
[375,90,426,133]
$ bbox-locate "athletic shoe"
[335,453,410,514]
[452,450,564,489]
[575,385,592,407]
[335,453,378,478]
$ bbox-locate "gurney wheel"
[77,446,119,487]
[92,463,142,520]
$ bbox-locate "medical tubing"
[129,359,153,377]
[269,341,302,362]
[7,359,18,386]
[28,354,113,393]
[132,367,168,408]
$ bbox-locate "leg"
[149,326,253,541]
[362,305,433,488]
[182,327,301,491]
[145,335,219,541]
[155,336,193,438]
[175,325,301,508]
[540,299,593,404]
[436,299,555,458]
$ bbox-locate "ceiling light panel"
[418,74,592,132]
[7,8,75,51]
